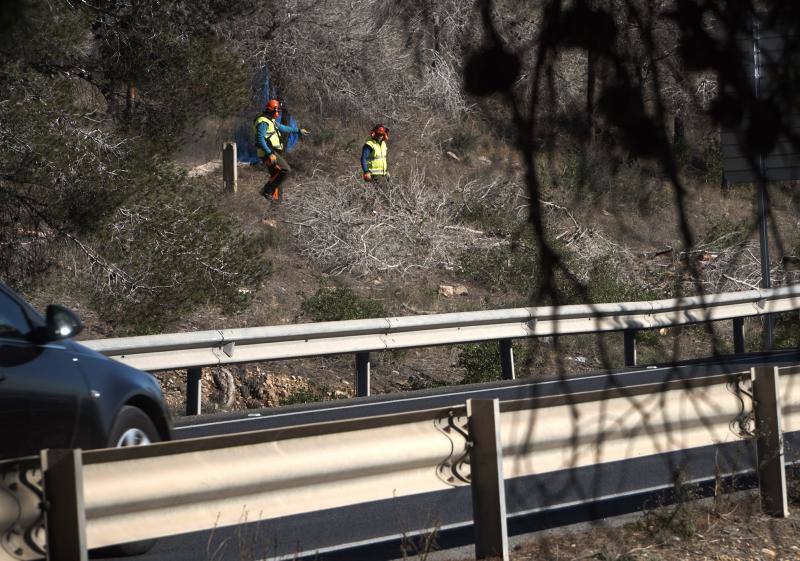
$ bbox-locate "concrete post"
[42,449,87,561]
[499,339,515,380]
[733,317,745,354]
[623,329,637,367]
[186,367,203,416]
[752,366,789,517]
[467,398,509,561]
[223,142,237,193]
[356,352,371,397]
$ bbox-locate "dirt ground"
[149,163,769,417]
[35,153,795,416]
[443,493,800,561]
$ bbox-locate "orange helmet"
[265,99,281,116]
[371,124,389,141]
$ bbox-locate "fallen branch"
[443,225,486,235]
[642,246,674,258]
[401,303,438,315]
[540,199,581,231]
[722,274,760,290]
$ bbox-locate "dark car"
[0,282,171,460]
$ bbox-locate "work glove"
[363,172,372,182]
[300,128,310,136]
[267,153,277,165]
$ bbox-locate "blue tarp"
[236,65,298,163]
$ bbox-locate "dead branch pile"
[286,168,505,277]
[675,239,800,293]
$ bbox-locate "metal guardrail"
[1,364,796,561]
[81,285,800,414]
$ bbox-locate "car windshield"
[0,290,33,339]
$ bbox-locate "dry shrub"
[286,168,507,277]
[672,240,800,294]
[221,0,481,148]
[80,174,271,333]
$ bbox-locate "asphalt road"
[175,349,800,439]
[95,350,800,561]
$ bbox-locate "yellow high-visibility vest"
[365,139,388,175]
[253,115,283,158]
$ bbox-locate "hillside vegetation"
[3,0,800,407]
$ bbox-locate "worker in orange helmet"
[253,99,309,203]
[361,124,389,183]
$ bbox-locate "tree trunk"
[586,49,596,145]
[673,114,685,145]
[126,83,137,115]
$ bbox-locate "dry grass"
[444,492,800,561]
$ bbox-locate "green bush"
[610,162,667,217]
[636,323,728,365]
[638,468,700,540]
[560,142,668,216]
[302,285,385,322]
[406,375,449,391]
[457,199,518,237]
[92,173,271,334]
[703,215,751,251]
[528,250,654,307]
[449,129,479,157]
[787,460,800,505]
[459,246,530,295]
[458,341,531,385]
[583,260,656,304]
[95,8,249,150]
[458,226,542,296]
[460,228,654,307]
[592,549,638,561]
[280,381,346,406]
[682,133,724,185]
[673,135,693,170]
[744,322,765,353]
[458,342,503,384]
[561,144,614,196]
[773,311,800,350]
[312,128,335,147]
[0,0,256,328]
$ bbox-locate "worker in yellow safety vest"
[361,124,389,182]
[253,99,308,203]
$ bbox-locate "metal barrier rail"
[81,285,800,414]
[1,364,794,561]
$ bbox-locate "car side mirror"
[31,305,84,342]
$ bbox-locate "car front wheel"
[96,406,160,557]
[108,405,160,448]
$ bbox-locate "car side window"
[0,291,32,339]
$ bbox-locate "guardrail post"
[499,339,515,380]
[355,352,370,397]
[623,329,637,367]
[186,367,203,415]
[42,449,87,561]
[751,366,789,517]
[223,142,237,193]
[733,317,745,354]
[467,398,509,561]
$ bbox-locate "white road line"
[255,520,473,561]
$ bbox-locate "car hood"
[66,339,163,394]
